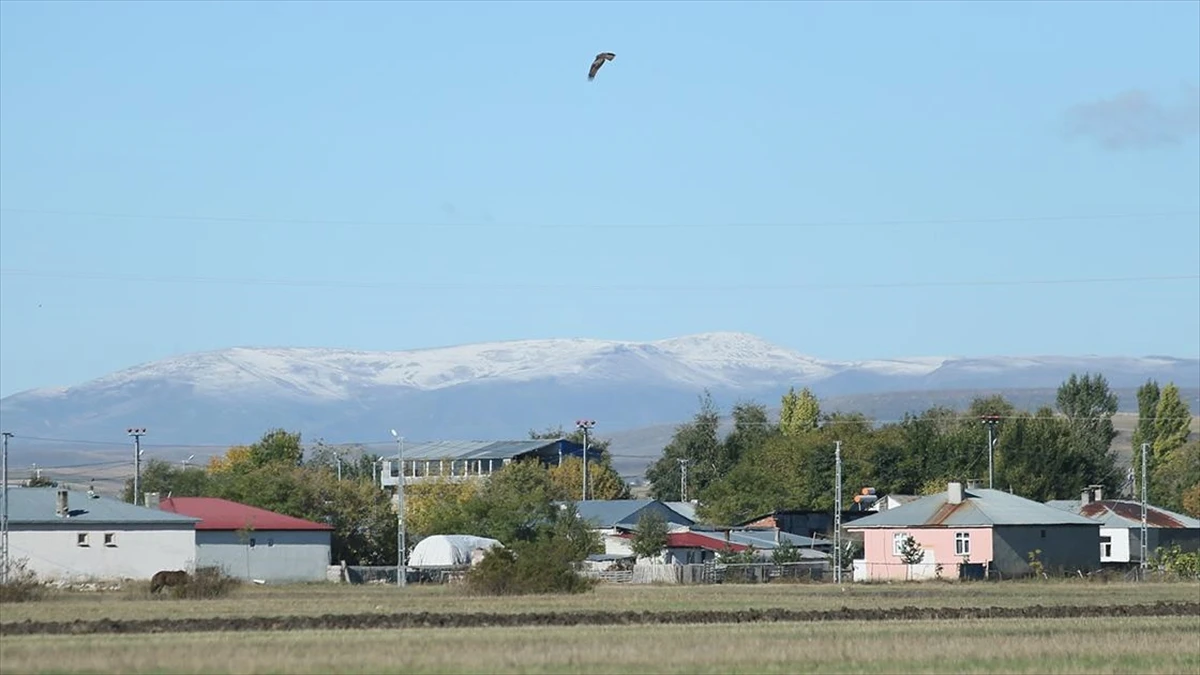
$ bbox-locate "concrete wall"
[992,524,1100,578]
[196,529,331,583]
[9,524,196,582]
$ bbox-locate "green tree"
[246,429,306,469]
[1132,380,1161,499]
[1152,440,1200,514]
[630,510,670,560]
[779,386,820,437]
[994,407,1079,500]
[1152,383,1194,461]
[1055,373,1121,493]
[121,459,210,502]
[645,391,722,501]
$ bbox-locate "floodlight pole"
[127,428,146,505]
[2,431,12,585]
[576,419,595,501]
[834,440,843,584]
[981,415,1000,489]
[391,430,406,587]
[678,458,690,502]
[1140,442,1149,579]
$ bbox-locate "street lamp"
[390,429,406,587]
[575,419,595,501]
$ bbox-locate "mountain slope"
[1,332,1196,475]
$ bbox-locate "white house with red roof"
[154,495,333,583]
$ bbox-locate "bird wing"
[588,53,615,80]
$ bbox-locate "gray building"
[1047,486,1200,566]
[155,495,332,583]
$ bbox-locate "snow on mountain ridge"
[50,332,838,400]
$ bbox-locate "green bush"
[0,558,45,603]
[466,504,601,596]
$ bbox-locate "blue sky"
[1,0,1198,397]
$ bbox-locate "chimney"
[966,479,981,490]
[1081,488,1091,505]
[56,487,69,518]
[1091,485,1103,502]
[947,482,964,505]
[145,492,161,510]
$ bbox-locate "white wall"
[195,529,331,582]
[9,525,196,582]
[1104,527,1132,563]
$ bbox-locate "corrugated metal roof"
[158,497,334,531]
[689,529,831,552]
[1045,499,1200,529]
[845,488,1098,528]
[6,488,200,526]
[572,499,695,528]
[391,439,581,461]
[663,501,698,522]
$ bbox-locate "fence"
[582,562,826,585]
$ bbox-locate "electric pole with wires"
[981,415,1000,488]
[127,428,146,505]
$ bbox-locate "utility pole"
[390,430,406,587]
[127,428,146,505]
[335,452,343,481]
[678,458,690,502]
[1140,442,1149,579]
[981,415,1000,489]
[576,419,595,501]
[2,431,12,585]
[834,441,843,584]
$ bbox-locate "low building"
[739,508,875,539]
[155,495,333,583]
[845,481,1101,581]
[572,499,696,557]
[1046,485,1200,566]
[5,486,199,583]
[380,438,594,487]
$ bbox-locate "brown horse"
[150,569,190,594]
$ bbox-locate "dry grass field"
[2,616,1197,674]
[2,578,1198,624]
[2,580,1199,674]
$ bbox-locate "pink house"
[845,481,1100,581]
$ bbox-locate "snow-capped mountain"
[1,332,1196,472]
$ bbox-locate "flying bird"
[588,52,615,81]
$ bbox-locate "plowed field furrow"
[3,601,1197,636]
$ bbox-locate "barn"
[4,486,198,583]
[154,495,333,583]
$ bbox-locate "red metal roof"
[618,531,749,552]
[1081,501,1190,529]
[158,497,333,531]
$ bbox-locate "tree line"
[644,374,1198,525]
[122,426,627,566]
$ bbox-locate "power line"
[2,268,1196,292]
[2,207,1196,231]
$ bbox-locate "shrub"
[170,566,242,600]
[0,557,45,603]
[465,504,601,596]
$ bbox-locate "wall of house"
[602,532,634,557]
[9,524,196,582]
[1099,527,1130,563]
[663,547,717,565]
[195,529,331,582]
[991,525,1099,577]
[852,527,993,581]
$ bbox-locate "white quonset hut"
[4,486,199,583]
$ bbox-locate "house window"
[1040,529,1046,539]
[104,533,117,547]
[893,532,907,556]
[1100,535,1112,559]
[249,538,257,548]
[76,533,89,547]
[954,532,970,556]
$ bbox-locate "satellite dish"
[390,429,399,438]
